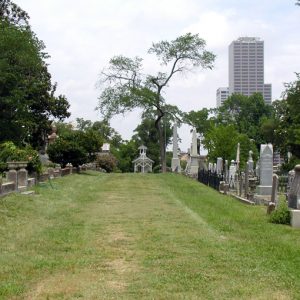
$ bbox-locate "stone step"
[21,190,35,196]
[18,186,27,193]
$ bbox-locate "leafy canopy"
[97,33,215,171]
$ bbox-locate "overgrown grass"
[1,172,300,299]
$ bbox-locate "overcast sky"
[16,0,300,151]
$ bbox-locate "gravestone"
[236,143,240,171]
[248,150,254,173]
[229,160,236,188]
[216,157,223,175]
[208,163,213,172]
[257,144,273,195]
[288,169,295,193]
[171,123,181,173]
[244,163,249,199]
[17,168,28,190]
[271,174,279,206]
[7,170,17,191]
[255,158,260,178]
[288,165,300,209]
[224,160,229,183]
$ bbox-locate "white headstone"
[189,128,199,175]
[216,157,223,174]
[229,160,236,187]
[257,144,273,195]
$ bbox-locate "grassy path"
[1,172,300,299]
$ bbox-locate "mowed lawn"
[1,172,300,299]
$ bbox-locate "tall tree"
[132,114,172,168]
[0,0,29,26]
[0,2,70,148]
[97,33,215,172]
[215,93,272,147]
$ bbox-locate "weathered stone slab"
[290,209,300,228]
[288,165,300,209]
[17,168,28,188]
[1,182,16,195]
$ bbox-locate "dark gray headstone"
[288,165,300,209]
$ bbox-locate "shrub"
[96,154,117,173]
[47,139,88,167]
[0,141,42,174]
[269,198,291,225]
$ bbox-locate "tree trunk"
[155,111,166,173]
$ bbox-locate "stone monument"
[188,128,199,175]
[257,144,273,195]
[216,157,223,175]
[248,150,254,173]
[171,123,181,173]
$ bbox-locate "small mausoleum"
[133,145,154,173]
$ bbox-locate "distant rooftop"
[236,37,261,42]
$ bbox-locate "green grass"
[1,172,300,299]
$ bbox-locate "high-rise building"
[228,37,272,104]
[216,87,229,107]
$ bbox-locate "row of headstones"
[0,163,97,197]
[208,144,274,196]
[0,167,35,195]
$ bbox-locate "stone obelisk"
[189,128,199,175]
[171,123,181,173]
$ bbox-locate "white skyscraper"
[216,87,229,107]
[228,37,272,104]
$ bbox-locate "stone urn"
[7,161,28,170]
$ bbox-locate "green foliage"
[96,154,117,173]
[203,125,239,162]
[0,141,41,173]
[269,199,291,225]
[97,33,215,171]
[47,139,87,167]
[183,108,212,138]
[202,125,258,167]
[0,6,70,148]
[0,0,29,26]
[132,115,172,168]
[54,121,103,162]
[111,140,138,173]
[216,93,272,147]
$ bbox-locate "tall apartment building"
[216,87,229,107]
[228,37,271,104]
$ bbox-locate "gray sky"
[16,0,300,151]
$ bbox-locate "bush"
[0,141,42,174]
[269,198,291,225]
[96,154,117,173]
[47,139,88,167]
